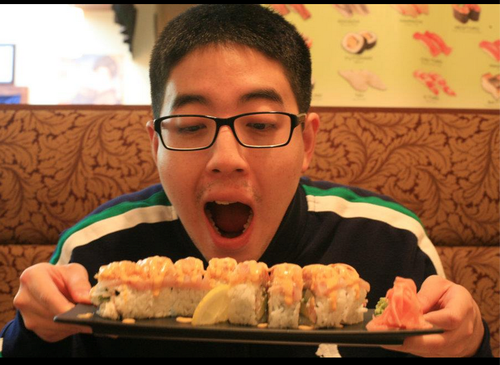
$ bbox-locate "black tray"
[55,304,443,346]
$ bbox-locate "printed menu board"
[266,4,500,110]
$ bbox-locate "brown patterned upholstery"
[0,105,498,356]
[308,108,499,248]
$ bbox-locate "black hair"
[149,4,312,118]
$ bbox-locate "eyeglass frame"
[152,111,307,151]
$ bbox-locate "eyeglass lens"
[159,113,292,149]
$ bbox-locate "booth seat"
[0,105,498,356]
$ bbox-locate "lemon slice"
[191,284,230,326]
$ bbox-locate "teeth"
[243,210,254,231]
[205,209,221,235]
[214,201,233,205]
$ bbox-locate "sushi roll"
[90,255,372,330]
[481,73,500,100]
[330,264,370,324]
[301,263,370,328]
[267,263,303,328]
[90,256,176,320]
[452,4,469,23]
[169,257,210,317]
[204,257,237,287]
[359,31,377,50]
[227,260,269,326]
[342,32,366,54]
[301,264,344,328]
[467,4,481,21]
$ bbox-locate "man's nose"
[205,126,248,175]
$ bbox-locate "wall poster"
[57,55,124,105]
[266,4,500,110]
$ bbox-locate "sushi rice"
[267,263,303,328]
[169,257,209,317]
[227,260,269,326]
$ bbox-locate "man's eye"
[178,124,206,134]
[246,123,275,131]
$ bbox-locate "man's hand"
[383,275,484,357]
[13,263,93,342]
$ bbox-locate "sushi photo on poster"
[265,4,500,109]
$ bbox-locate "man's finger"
[422,308,461,331]
[63,263,92,304]
[416,275,452,313]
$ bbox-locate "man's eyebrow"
[171,94,209,111]
[170,89,284,112]
[239,89,285,107]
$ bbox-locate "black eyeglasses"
[153,111,306,151]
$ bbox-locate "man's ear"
[301,112,320,173]
[146,120,159,164]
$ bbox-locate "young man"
[1,5,491,357]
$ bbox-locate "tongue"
[209,202,251,234]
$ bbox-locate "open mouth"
[204,201,254,238]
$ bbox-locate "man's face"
[147,44,318,262]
